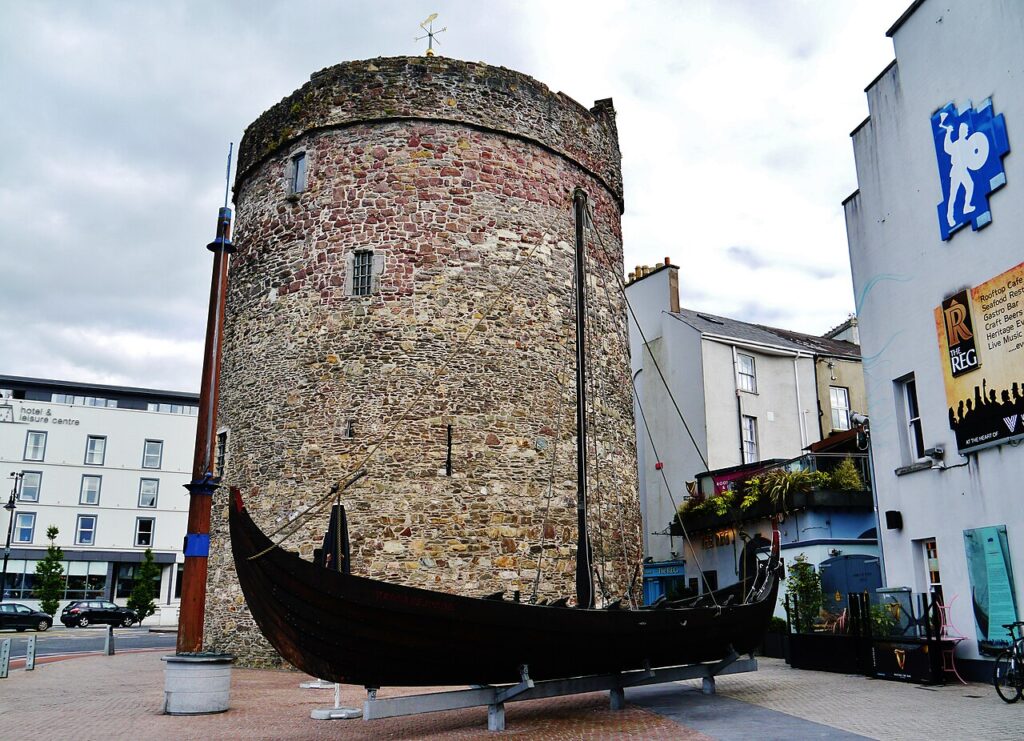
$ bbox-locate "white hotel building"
[1,375,197,623]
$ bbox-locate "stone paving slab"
[2,652,1022,739]
[706,658,1022,741]
[0,651,694,740]
[628,683,869,740]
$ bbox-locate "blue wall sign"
[931,98,1009,241]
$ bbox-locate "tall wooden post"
[177,203,233,654]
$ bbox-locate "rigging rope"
[530,306,576,601]
[583,201,719,606]
[631,372,720,606]
[578,220,610,603]
[584,213,641,609]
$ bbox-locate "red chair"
[935,595,967,685]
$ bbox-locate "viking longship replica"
[214,55,781,688]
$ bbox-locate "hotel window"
[896,374,925,461]
[142,440,163,469]
[53,394,117,408]
[85,435,107,465]
[741,415,758,464]
[135,518,155,548]
[80,475,102,505]
[147,402,199,415]
[288,151,307,194]
[139,478,159,508]
[75,515,97,546]
[14,513,36,543]
[737,354,757,393]
[830,386,851,431]
[18,471,42,502]
[24,431,47,461]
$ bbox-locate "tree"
[127,548,160,623]
[33,526,65,616]
[784,553,823,632]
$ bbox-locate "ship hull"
[230,493,780,687]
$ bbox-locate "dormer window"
[288,152,307,194]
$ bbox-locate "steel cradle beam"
[362,655,756,727]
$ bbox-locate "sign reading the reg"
[931,98,1009,241]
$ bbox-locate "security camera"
[924,446,944,459]
[851,412,869,426]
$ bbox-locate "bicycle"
[993,621,1024,703]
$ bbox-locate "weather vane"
[415,13,446,57]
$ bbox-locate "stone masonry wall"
[204,58,639,666]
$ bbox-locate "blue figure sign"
[932,98,1009,241]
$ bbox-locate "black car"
[0,602,52,631]
[60,600,138,628]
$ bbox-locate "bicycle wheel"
[993,650,1022,703]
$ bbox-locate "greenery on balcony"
[670,456,872,535]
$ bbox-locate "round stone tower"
[204,56,640,665]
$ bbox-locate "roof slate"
[669,308,861,359]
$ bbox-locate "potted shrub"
[759,616,789,659]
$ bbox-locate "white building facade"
[1,376,197,624]
[626,265,865,570]
[844,0,1023,679]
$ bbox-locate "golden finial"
[415,13,446,57]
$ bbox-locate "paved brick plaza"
[0,652,1020,739]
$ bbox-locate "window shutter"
[371,252,385,293]
[344,252,355,296]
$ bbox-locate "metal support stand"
[300,677,336,689]
[363,653,754,732]
[26,635,36,671]
[104,625,115,656]
[310,682,362,720]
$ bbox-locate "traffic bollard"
[26,634,36,671]
[104,625,115,656]
[0,638,10,678]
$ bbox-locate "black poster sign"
[941,291,979,377]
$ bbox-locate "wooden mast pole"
[573,188,594,609]
[177,146,235,654]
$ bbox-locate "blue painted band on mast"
[184,533,210,557]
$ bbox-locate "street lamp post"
[1,471,23,603]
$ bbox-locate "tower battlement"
[235,56,623,209]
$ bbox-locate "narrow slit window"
[289,152,307,194]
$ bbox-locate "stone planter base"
[162,653,235,715]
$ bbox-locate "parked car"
[0,602,53,631]
[60,600,138,628]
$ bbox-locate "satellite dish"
[421,13,438,28]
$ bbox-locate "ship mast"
[573,188,594,609]
[177,145,235,654]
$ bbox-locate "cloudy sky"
[0,1,905,392]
